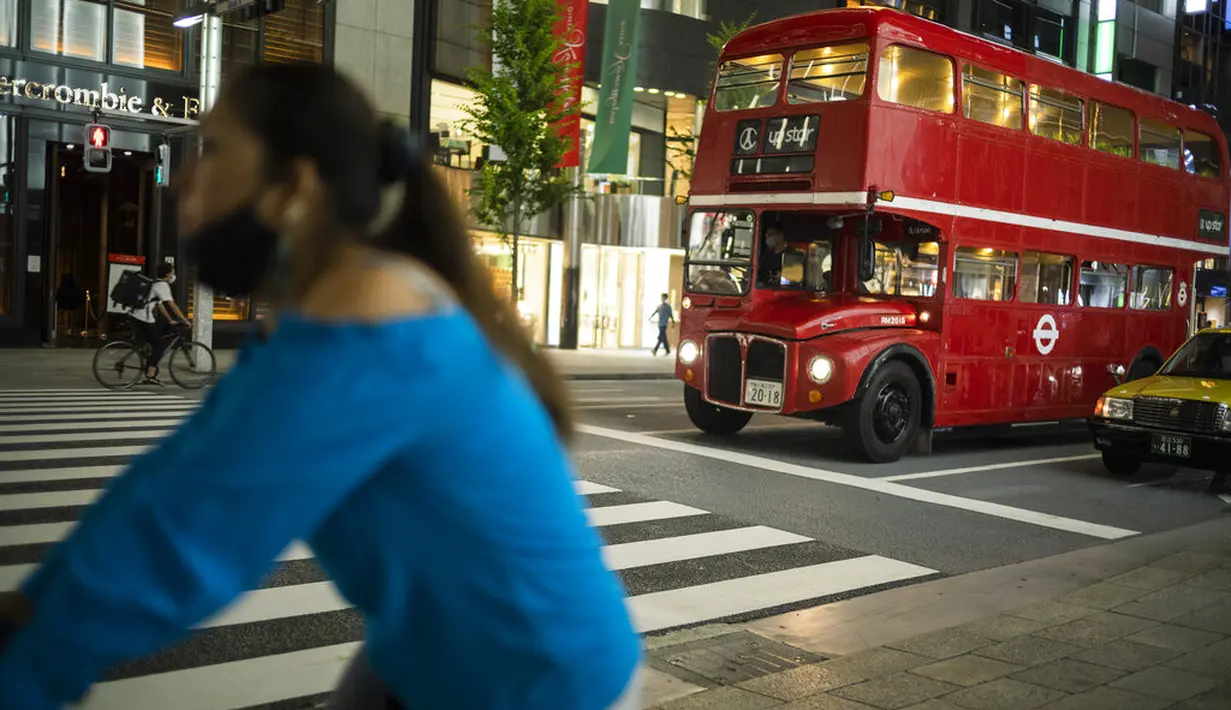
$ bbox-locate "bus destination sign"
[735,119,761,156]
[762,116,818,154]
[1198,209,1226,240]
[729,115,819,176]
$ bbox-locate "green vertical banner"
[588,0,641,175]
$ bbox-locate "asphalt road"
[0,382,1227,709]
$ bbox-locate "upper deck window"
[962,65,1023,130]
[714,53,784,112]
[1090,103,1134,158]
[1028,86,1083,145]
[1140,119,1181,170]
[1184,130,1222,178]
[787,42,869,104]
[877,45,954,114]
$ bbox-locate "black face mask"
[184,204,279,296]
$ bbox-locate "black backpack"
[109,269,156,312]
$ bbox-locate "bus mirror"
[858,235,875,282]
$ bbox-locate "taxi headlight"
[1096,396,1133,421]
[807,355,833,384]
[678,340,700,366]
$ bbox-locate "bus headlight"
[807,355,833,384]
[1095,396,1133,421]
[678,340,700,366]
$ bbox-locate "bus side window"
[1019,252,1074,305]
[962,65,1024,130]
[788,43,869,104]
[1140,119,1182,170]
[1078,261,1129,308]
[953,246,1017,301]
[1183,129,1223,178]
[1028,86,1083,146]
[1129,266,1174,310]
[877,45,954,114]
[1090,103,1134,158]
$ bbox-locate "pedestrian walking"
[0,64,642,710]
[650,293,675,356]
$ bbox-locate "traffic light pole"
[191,13,223,352]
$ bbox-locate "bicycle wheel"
[168,340,217,389]
[92,341,146,390]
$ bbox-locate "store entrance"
[46,142,158,345]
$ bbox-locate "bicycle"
[92,321,218,390]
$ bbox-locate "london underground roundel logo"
[1178,282,1188,308]
[1034,314,1059,355]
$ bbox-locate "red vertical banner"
[553,0,589,168]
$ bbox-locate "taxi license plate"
[744,379,783,408]
[1150,434,1191,459]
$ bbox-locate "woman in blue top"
[0,65,642,709]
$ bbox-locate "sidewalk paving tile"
[1168,682,1231,710]
[887,628,995,660]
[1031,612,1157,646]
[1113,584,1229,622]
[1035,686,1172,710]
[899,701,965,710]
[1108,665,1222,701]
[816,648,931,681]
[954,615,1048,641]
[1163,636,1231,676]
[1124,623,1223,653]
[1069,639,1179,672]
[1185,567,1231,592]
[831,673,959,710]
[778,695,879,710]
[1106,567,1197,591]
[973,636,1082,667]
[909,655,1022,687]
[943,678,1067,710]
[1056,582,1149,610]
[1171,599,1231,635]
[1006,602,1098,626]
[738,664,867,701]
[1008,658,1125,694]
[657,687,783,710]
[1149,551,1231,574]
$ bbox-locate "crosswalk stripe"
[0,405,195,415]
[0,466,122,483]
[0,489,100,510]
[0,396,187,405]
[0,411,194,424]
[586,501,707,526]
[0,430,174,445]
[0,445,152,463]
[0,420,185,434]
[630,556,937,633]
[602,526,810,570]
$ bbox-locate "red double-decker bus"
[677,7,1231,463]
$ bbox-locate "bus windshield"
[685,210,755,295]
[1160,333,1231,380]
[757,231,834,292]
[861,240,941,297]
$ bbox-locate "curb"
[563,373,677,381]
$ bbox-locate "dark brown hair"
[221,64,573,442]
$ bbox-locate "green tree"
[705,12,757,58]
[460,0,580,303]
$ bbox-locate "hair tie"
[377,121,420,185]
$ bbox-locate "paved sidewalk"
[0,346,675,389]
[645,522,1231,710]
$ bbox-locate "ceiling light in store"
[123,151,132,156]
[173,13,204,28]
[65,144,74,150]
[647,88,661,94]
[633,86,645,92]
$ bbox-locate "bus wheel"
[1101,451,1141,476]
[684,385,752,434]
[846,361,921,463]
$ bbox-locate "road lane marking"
[0,405,195,415]
[603,526,810,571]
[880,454,1100,481]
[576,402,680,410]
[578,425,1138,540]
[642,422,819,436]
[586,501,707,526]
[0,419,184,434]
[0,429,174,445]
[0,444,152,462]
[0,411,194,423]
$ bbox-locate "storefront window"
[220,19,259,82]
[429,80,484,168]
[474,236,550,344]
[262,0,324,64]
[0,0,16,47]
[0,116,12,316]
[112,0,182,71]
[32,0,107,62]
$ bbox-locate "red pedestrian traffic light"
[87,124,110,149]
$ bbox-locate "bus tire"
[846,361,921,463]
[1101,451,1141,476]
[684,385,752,435]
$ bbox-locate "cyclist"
[129,261,189,385]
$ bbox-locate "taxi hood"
[1106,375,1231,402]
[703,293,919,340]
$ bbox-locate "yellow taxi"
[1090,328,1231,480]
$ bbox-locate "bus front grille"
[746,340,786,382]
[1132,396,1225,434]
[706,336,742,405]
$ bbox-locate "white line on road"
[879,454,1100,482]
[576,402,680,410]
[0,444,151,462]
[1220,494,1231,505]
[0,419,184,434]
[0,405,195,415]
[0,411,194,423]
[630,555,936,633]
[0,489,100,510]
[642,422,817,436]
[0,429,173,445]
[585,501,708,526]
[578,425,1138,540]
[603,526,810,571]
[0,465,122,483]
[0,396,185,405]
[573,396,670,404]
[575,480,620,495]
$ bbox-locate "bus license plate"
[1151,434,1191,459]
[744,379,783,408]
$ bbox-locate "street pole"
[560,163,583,349]
[191,14,222,351]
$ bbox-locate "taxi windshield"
[1161,333,1231,380]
